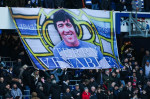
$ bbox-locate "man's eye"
[66,23,72,27]
[58,24,63,28]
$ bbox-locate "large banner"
[10,8,122,69]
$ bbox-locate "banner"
[10,8,122,69]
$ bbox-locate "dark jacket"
[141,94,148,99]
[103,74,113,89]
[71,89,81,99]
[44,0,54,8]
[145,86,150,99]
[43,81,51,96]
[142,55,150,67]
[50,84,61,99]
[63,92,73,99]
[62,82,70,93]
[36,88,46,99]
[90,91,97,99]
[118,88,130,99]
[79,83,87,94]
[113,89,120,99]
[88,81,98,90]
[0,82,6,96]
[101,0,111,10]
[4,88,12,99]
[97,92,104,99]
[55,0,65,8]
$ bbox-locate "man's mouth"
[65,34,73,40]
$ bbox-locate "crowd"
[0,0,149,12]
[0,31,150,99]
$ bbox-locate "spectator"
[11,84,22,99]
[120,66,128,86]
[132,0,142,12]
[50,80,61,99]
[4,84,13,99]
[71,0,83,8]
[79,79,88,93]
[71,84,81,99]
[25,0,32,7]
[50,68,64,83]
[0,0,3,7]
[31,70,40,85]
[36,76,45,89]
[103,69,113,89]
[7,66,13,75]
[44,0,54,8]
[118,87,130,99]
[31,0,41,7]
[82,87,91,99]
[31,92,40,99]
[127,81,133,98]
[113,84,120,99]
[40,0,44,7]
[145,80,150,98]
[125,0,132,11]
[18,64,28,79]
[137,68,145,85]
[101,0,111,10]
[0,56,6,68]
[92,0,99,10]
[18,0,25,7]
[133,88,139,97]
[36,86,47,99]
[43,78,51,98]
[63,88,74,99]
[62,79,70,93]
[55,0,65,8]
[85,0,92,9]
[0,64,7,77]
[0,77,6,97]
[132,73,137,88]
[145,60,150,78]
[144,0,150,11]
[141,89,148,99]
[88,77,98,90]
[111,71,120,84]
[96,69,104,86]
[109,82,116,92]
[96,87,104,99]
[106,90,113,99]
[115,0,125,11]
[142,50,150,67]
[90,86,97,99]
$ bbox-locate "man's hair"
[53,10,76,31]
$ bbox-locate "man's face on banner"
[56,19,78,45]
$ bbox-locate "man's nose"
[64,25,70,32]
